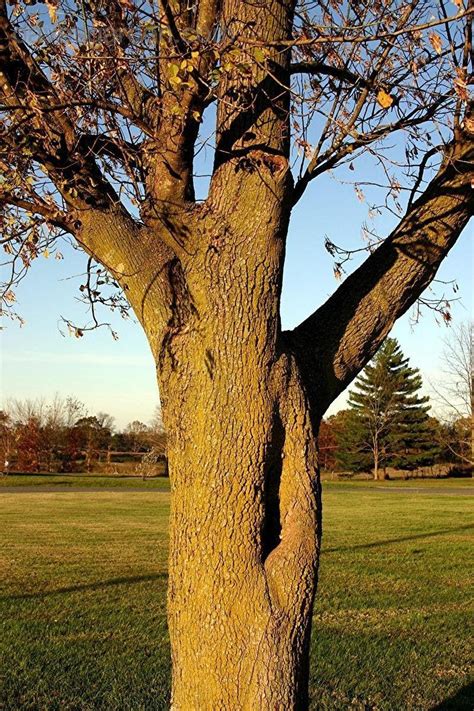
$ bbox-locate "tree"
[5,395,87,471]
[74,414,113,471]
[317,418,337,471]
[435,321,473,465]
[1,1,473,706]
[337,338,438,478]
[7,397,47,471]
[0,410,13,472]
[124,419,150,452]
[334,407,373,474]
[41,394,85,471]
[15,415,43,471]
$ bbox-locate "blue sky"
[1,155,472,429]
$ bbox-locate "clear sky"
[1,149,472,429]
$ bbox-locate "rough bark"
[164,346,321,709]
[152,176,322,710]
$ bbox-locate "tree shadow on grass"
[324,523,473,554]
[2,572,167,601]
[430,681,474,710]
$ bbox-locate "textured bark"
[152,178,321,709]
[164,347,321,709]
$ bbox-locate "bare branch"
[289,61,368,88]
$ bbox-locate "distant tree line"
[0,396,167,475]
[1,326,471,480]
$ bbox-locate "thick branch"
[79,133,142,170]
[0,191,71,231]
[209,0,295,213]
[196,0,221,36]
[288,123,474,416]
[0,6,119,213]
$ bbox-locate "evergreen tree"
[331,409,372,474]
[336,338,438,479]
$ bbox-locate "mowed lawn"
[0,481,472,710]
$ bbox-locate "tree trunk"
[154,217,322,708]
[382,447,388,480]
[164,366,321,709]
[373,441,379,481]
[470,367,473,466]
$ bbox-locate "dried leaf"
[45,0,58,24]
[429,32,443,55]
[376,89,393,109]
[465,116,474,133]
[355,185,365,202]
[454,68,469,102]
[442,309,452,324]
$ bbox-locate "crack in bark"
[261,405,285,562]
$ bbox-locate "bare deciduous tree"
[435,321,473,464]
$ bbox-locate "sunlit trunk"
[155,223,321,708]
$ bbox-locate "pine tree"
[331,409,372,474]
[336,338,438,479]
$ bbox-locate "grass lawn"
[0,473,170,489]
[0,482,472,710]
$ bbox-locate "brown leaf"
[45,0,58,24]
[429,32,443,55]
[454,68,469,102]
[355,185,365,202]
[465,116,474,133]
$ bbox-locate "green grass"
[0,473,171,490]
[0,483,472,710]
[2,472,471,491]
[323,477,474,488]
